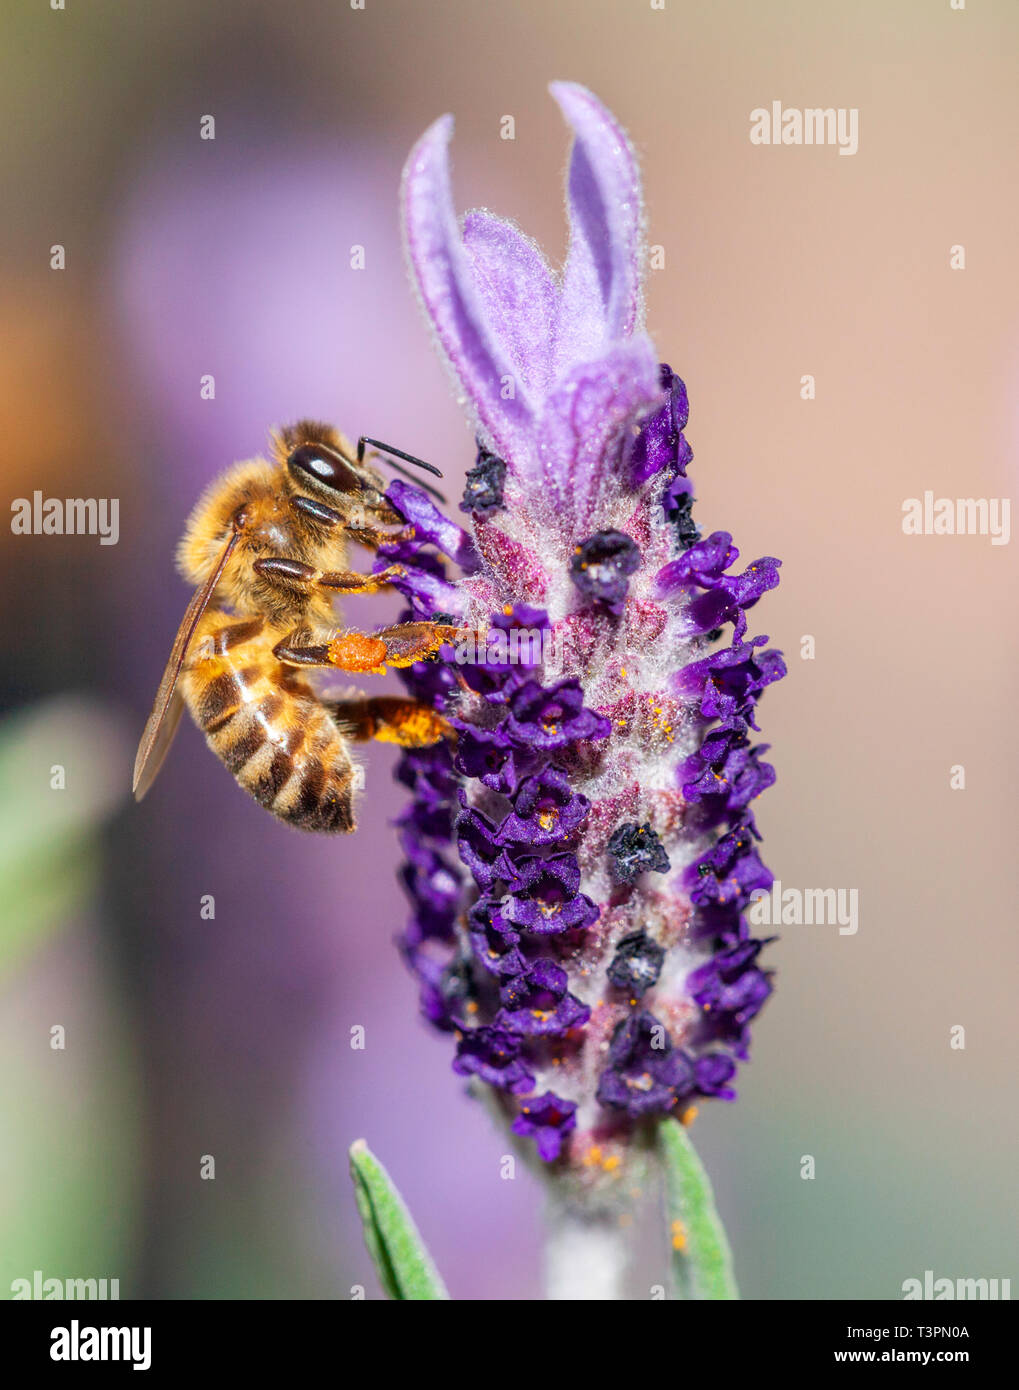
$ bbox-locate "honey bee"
[133,421,460,832]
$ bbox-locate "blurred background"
[1,0,1016,1300]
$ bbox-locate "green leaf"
[348,1139,449,1300]
[659,1118,739,1299]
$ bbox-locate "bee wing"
[132,529,241,801]
[132,685,186,803]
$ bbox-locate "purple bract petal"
[402,115,536,469]
[550,81,645,369]
[463,210,558,399]
[535,338,661,535]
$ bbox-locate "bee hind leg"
[329,695,452,748]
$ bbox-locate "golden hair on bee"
[176,456,279,589]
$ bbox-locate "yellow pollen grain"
[680,1105,699,1125]
[671,1218,687,1252]
[602,1154,621,1173]
[583,1145,603,1167]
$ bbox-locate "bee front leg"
[273,620,463,675]
[291,495,407,532]
[345,522,415,549]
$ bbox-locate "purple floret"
[596,1011,695,1116]
[499,764,590,847]
[454,795,516,891]
[467,898,528,979]
[689,821,773,910]
[687,939,774,1056]
[502,853,599,934]
[460,444,507,516]
[630,363,691,486]
[606,931,666,995]
[505,677,611,751]
[570,529,641,610]
[498,959,590,1036]
[453,1026,535,1094]
[511,1091,577,1161]
[607,821,671,883]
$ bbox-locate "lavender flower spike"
[392,85,785,1214]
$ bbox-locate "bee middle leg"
[253,556,406,595]
[273,620,462,675]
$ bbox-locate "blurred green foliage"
[0,698,123,976]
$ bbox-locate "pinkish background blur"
[1,0,1016,1299]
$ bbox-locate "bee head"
[278,423,386,509]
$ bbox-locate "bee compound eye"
[287,443,361,493]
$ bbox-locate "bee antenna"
[357,436,447,503]
[357,436,443,479]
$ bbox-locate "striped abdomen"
[182,615,358,832]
